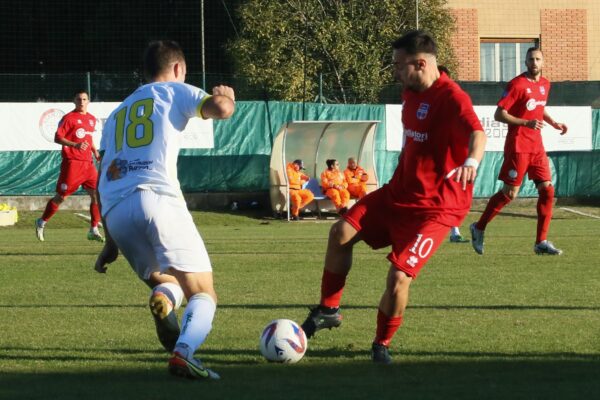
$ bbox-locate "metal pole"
[201,0,206,88]
[416,0,419,29]
[86,72,91,99]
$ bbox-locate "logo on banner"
[38,108,66,143]
[416,103,429,120]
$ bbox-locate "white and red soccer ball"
[259,319,307,363]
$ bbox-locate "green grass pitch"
[0,206,599,400]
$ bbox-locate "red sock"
[90,203,101,228]
[41,200,60,222]
[536,185,554,243]
[476,191,512,230]
[320,269,347,308]
[374,309,403,347]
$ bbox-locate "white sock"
[450,226,460,236]
[151,282,184,310]
[175,293,216,358]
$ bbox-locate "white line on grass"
[74,213,104,227]
[558,207,600,219]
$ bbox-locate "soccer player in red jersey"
[35,90,104,242]
[470,47,568,256]
[300,30,486,363]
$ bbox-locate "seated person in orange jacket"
[343,157,368,199]
[286,159,314,220]
[321,159,350,214]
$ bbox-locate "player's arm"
[55,135,89,150]
[453,130,487,190]
[543,110,568,135]
[494,106,543,130]
[199,85,235,120]
[94,158,119,273]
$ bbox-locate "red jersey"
[497,73,550,153]
[55,111,97,161]
[387,72,483,226]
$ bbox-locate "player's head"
[392,30,438,91]
[347,157,357,169]
[73,90,90,113]
[525,47,543,77]
[326,159,339,170]
[292,159,305,171]
[143,40,187,83]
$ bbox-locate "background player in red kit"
[35,90,104,242]
[300,30,486,363]
[470,47,568,256]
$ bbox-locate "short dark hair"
[73,90,89,98]
[526,46,542,57]
[326,159,337,169]
[392,30,437,56]
[143,40,186,81]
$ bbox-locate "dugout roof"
[269,120,379,215]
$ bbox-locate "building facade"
[446,0,600,81]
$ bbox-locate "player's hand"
[76,141,89,150]
[453,165,478,190]
[525,119,544,130]
[555,122,568,135]
[212,85,235,103]
[94,239,119,273]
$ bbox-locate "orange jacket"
[287,162,310,190]
[344,166,368,185]
[321,169,347,191]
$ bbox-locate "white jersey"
[99,82,209,216]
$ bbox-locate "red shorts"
[56,159,98,196]
[343,188,450,279]
[498,151,551,186]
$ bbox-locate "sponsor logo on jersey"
[526,88,532,94]
[406,255,419,268]
[77,119,82,124]
[416,103,429,120]
[404,129,429,142]
[75,128,86,139]
[106,158,155,181]
[526,98,546,111]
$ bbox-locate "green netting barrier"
[1,102,599,198]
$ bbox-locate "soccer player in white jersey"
[95,40,235,380]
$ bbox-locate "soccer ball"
[259,319,307,363]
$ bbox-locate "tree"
[228,0,457,103]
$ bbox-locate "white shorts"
[105,189,212,280]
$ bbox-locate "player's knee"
[328,220,355,247]
[538,184,554,199]
[386,269,411,296]
[502,186,519,201]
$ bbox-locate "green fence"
[1,101,599,199]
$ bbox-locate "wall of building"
[446,0,600,80]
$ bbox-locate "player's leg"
[103,193,183,353]
[301,219,361,338]
[373,220,449,363]
[82,164,104,242]
[136,191,220,379]
[36,193,64,241]
[36,160,75,241]
[372,267,412,364]
[530,154,561,254]
[146,272,185,354]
